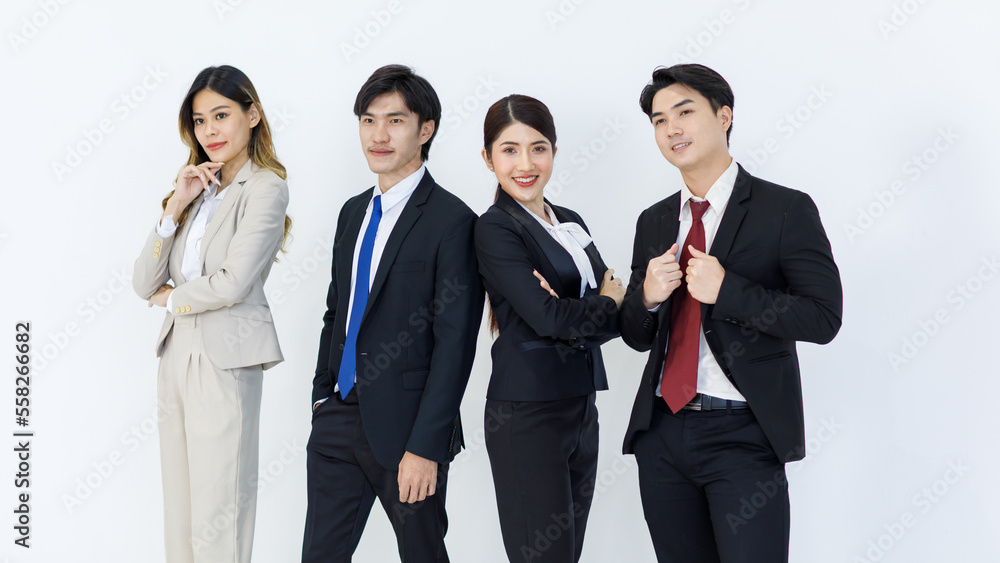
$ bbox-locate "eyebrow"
[361,111,408,118]
[192,105,231,116]
[499,140,550,146]
[650,99,695,119]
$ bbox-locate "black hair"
[639,64,734,143]
[354,64,442,161]
[483,94,556,155]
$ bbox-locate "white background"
[2,0,998,561]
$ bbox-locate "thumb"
[660,243,679,259]
[604,269,615,281]
[689,246,708,258]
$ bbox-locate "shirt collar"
[205,159,254,202]
[679,158,738,216]
[371,165,426,213]
[203,179,226,202]
[516,200,560,231]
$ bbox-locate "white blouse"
[517,201,597,298]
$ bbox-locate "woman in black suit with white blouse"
[474,94,625,563]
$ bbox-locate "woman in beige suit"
[133,65,290,563]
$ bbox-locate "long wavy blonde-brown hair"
[162,65,292,257]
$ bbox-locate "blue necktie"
[338,195,382,399]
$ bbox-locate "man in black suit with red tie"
[302,65,484,563]
[619,64,843,562]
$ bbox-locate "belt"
[655,393,749,413]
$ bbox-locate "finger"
[659,243,680,259]
[658,248,680,265]
[147,300,154,308]
[689,246,709,258]
[534,270,558,297]
[427,479,437,497]
[652,265,677,282]
[199,164,221,186]
[398,483,408,504]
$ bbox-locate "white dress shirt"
[344,166,425,322]
[517,201,598,298]
[657,159,746,401]
[156,174,229,311]
[320,165,425,404]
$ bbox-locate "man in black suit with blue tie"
[302,65,484,563]
[619,64,843,562]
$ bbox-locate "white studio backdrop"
[1,0,998,561]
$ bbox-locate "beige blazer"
[133,161,288,370]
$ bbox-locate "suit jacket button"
[339,343,345,351]
[152,252,159,259]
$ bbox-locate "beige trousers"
[157,314,263,563]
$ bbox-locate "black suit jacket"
[620,165,842,462]
[474,188,619,402]
[313,171,485,468]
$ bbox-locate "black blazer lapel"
[657,193,682,325]
[709,165,751,264]
[549,205,609,292]
[703,165,751,320]
[362,171,433,323]
[580,242,607,297]
[495,190,580,298]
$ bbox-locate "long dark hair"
[482,94,558,335]
[163,65,291,254]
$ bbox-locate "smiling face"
[191,89,258,166]
[359,91,434,191]
[650,83,732,176]
[483,122,556,211]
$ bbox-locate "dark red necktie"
[660,200,710,413]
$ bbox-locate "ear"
[248,103,260,128]
[418,119,435,145]
[481,148,493,171]
[718,105,732,133]
[552,145,558,157]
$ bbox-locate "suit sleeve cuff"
[156,215,178,238]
